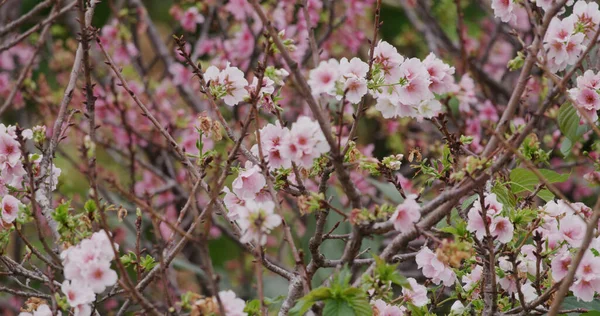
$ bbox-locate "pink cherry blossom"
[280,116,330,168]
[236,200,281,245]
[224,0,254,21]
[402,278,430,307]
[416,99,442,119]
[1,194,22,224]
[205,64,249,106]
[232,162,266,200]
[416,246,456,286]
[521,282,538,303]
[308,59,340,96]
[74,304,92,316]
[573,0,600,42]
[372,299,406,316]
[343,76,368,103]
[373,40,404,81]
[576,251,600,282]
[423,53,456,94]
[218,290,247,316]
[253,122,292,169]
[62,279,96,307]
[490,216,514,244]
[571,277,600,302]
[395,58,432,105]
[84,260,119,293]
[462,265,483,292]
[223,187,248,220]
[491,0,515,23]
[544,16,586,72]
[559,214,586,247]
[180,7,205,33]
[0,132,20,168]
[390,194,421,231]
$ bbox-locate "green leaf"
[509,168,569,196]
[560,138,574,157]
[461,194,478,211]
[244,299,261,316]
[140,255,157,271]
[367,179,404,204]
[347,295,373,316]
[561,296,600,315]
[558,102,589,142]
[289,287,333,316]
[292,268,370,316]
[84,200,97,213]
[491,183,516,209]
[537,189,555,202]
[322,299,355,316]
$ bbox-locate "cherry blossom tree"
[1,0,600,315]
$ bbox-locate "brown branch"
[0,1,77,53]
[0,0,53,37]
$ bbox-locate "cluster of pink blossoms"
[372,43,455,120]
[497,255,538,302]
[415,246,456,287]
[307,40,456,121]
[0,125,61,224]
[223,115,330,244]
[371,278,428,315]
[530,199,600,301]
[569,70,600,121]
[224,162,280,245]
[491,0,575,23]
[0,125,26,192]
[466,193,514,244]
[98,20,139,66]
[60,231,118,316]
[253,116,331,170]
[492,1,600,72]
[1,125,32,226]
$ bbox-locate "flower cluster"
[544,14,586,73]
[252,116,331,169]
[370,278,428,315]
[532,199,600,301]
[491,1,600,73]
[1,125,61,226]
[224,162,281,245]
[308,57,369,103]
[60,231,118,315]
[415,246,456,286]
[307,40,455,121]
[466,193,514,243]
[569,70,600,121]
[371,42,454,120]
[0,124,25,193]
[98,20,139,66]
